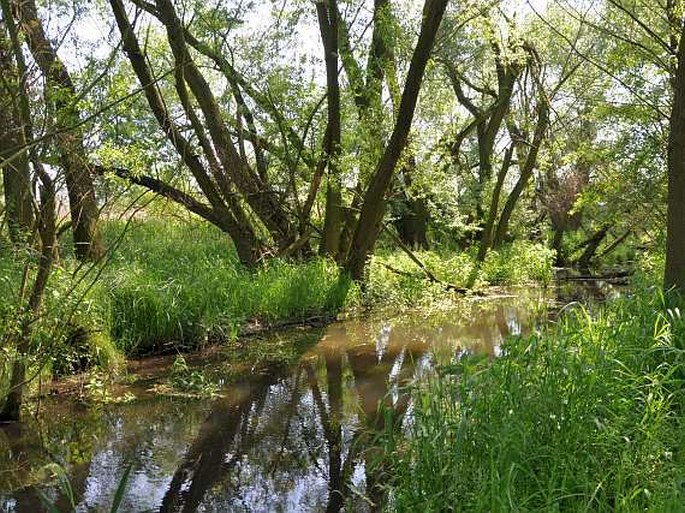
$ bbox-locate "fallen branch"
[381,223,468,294]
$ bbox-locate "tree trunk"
[317,0,344,260]
[394,198,429,249]
[345,0,449,281]
[476,145,514,261]
[551,226,566,266]
[665,21,685,294]
[493,98,549,248]
[0,28,33,240]
[393,159,429,249]
[13,0,103,261]
[576,224,610,272]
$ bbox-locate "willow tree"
[0,0,57,422]
[667,18,685,294]
[0,22,33,242]
[11,0,103,260]
[105,0,339,263]
[554,0,683,291]
[345,0,450,280]
[319,0,432,256]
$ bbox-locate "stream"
[0,281,618,512]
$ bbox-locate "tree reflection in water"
[1,290,567,512]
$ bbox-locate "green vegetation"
[2,0,685,506]
[384,289,685,512]
[0,219,555,385]
[368,241,555,306]
[97,220,353,354]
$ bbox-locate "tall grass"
[366,240,555,306]
[384,290,685,511]
[2,220,555,368]
[0,245,120,389]
[99,220,353,353]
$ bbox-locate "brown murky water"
[0,283,615,512]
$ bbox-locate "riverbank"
[0,289,559,510]
[383,284,685,511]
[0,219,556,391]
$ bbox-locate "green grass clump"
[481,240,556,285]
[366,241,555,306]
[98,220,355,354]
[385,290,685,512]
[0,248,121,376]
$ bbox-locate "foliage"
[144,355,221,398]
[1,218,558,391]
[384,289,685,512]
[98,220,354,354]
[0,247,122,396]
[365,241,555,306]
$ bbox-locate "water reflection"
[1,288,591,512]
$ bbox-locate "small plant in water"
[81,369,135,404]
[39,462,132,512]
[159,355,220,397]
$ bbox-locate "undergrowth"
[367,240,555,306]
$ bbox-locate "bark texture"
[316,0,344,259]
[0,25,33,241]
[13,0,103,260]
[665,20,685,293]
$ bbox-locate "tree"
[344,0,449,280]
[0,21,33,243]
[12,0,103,260]
[315,0,343,260]
[666,18,685,293]
[0,0,56,421]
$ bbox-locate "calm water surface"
[0,283,614,512]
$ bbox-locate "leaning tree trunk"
[345,0,449,281]
[13,0,103,261]
[476,145,514,262]
[576,224,610,272]
[493,99,549,248]
[665,21,685,294]
[109,0,262,266]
